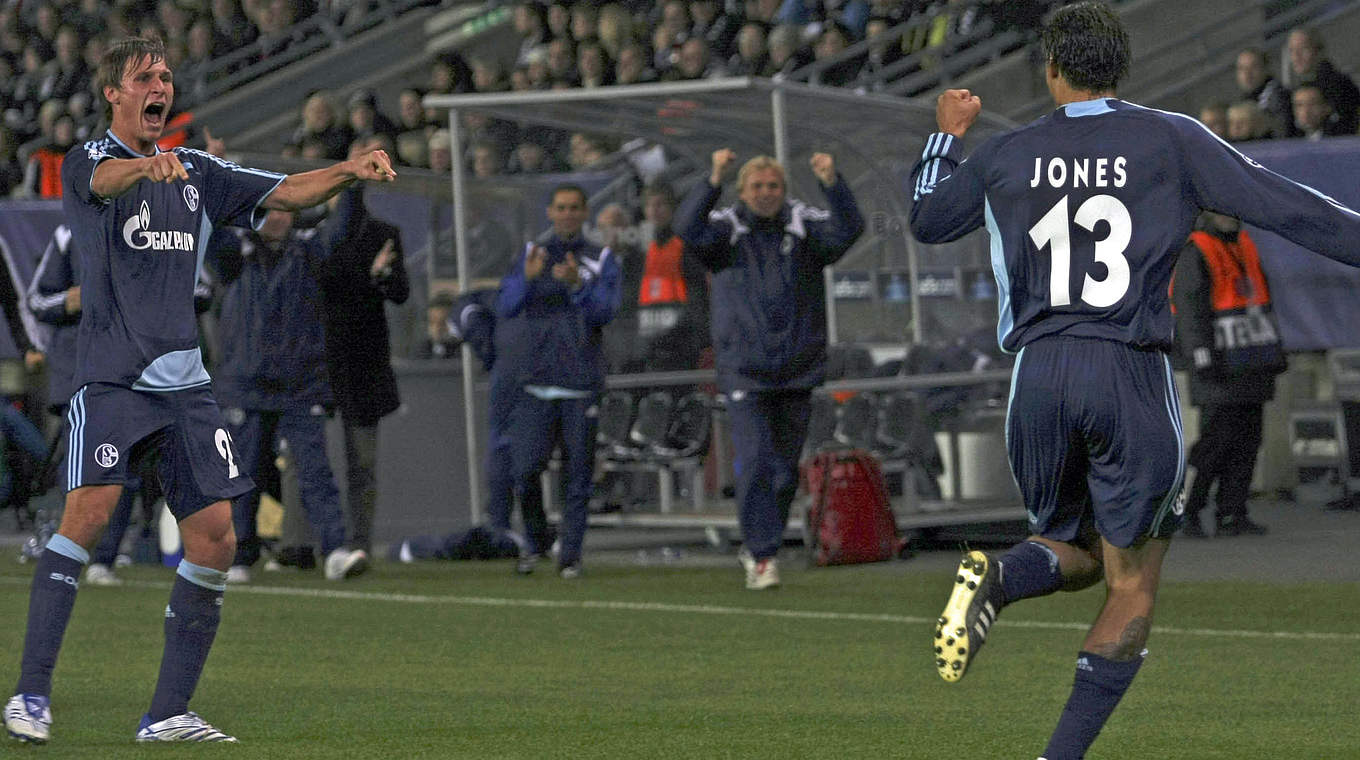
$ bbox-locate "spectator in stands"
[428,129,452,174]
[11,41,55,132]
[420,291,458,359]
[810,21,861,87]
[652,0,691,72]
[568,132,610,170]
[513,1,548,66]
[1198,101,1229,140]
[546,37,578,85]
[510,65,533,91]
[396,87,429,142]
[496,184,621,578]
[525,46,554,88]
[254,0,304,62]
[570,3,599,45]
[690,0,739,60]
[157,0,193,45]
[0,126,24,197]
[396,131,428,168]
[1284,27,1359,135]
[289,91,352,159]
[1235,47,1293,139]
[763,24,811,78]
[31,2,61,47]
[577,40,614,88]
[728,21,769,76]
[508,132,566,174]
[471,56,507,93]
[459,110,517,157]
[615,42,658,84]
[23,112,75,199]
[39,27,89,105]
[665,37,722,80]
[347,88,396,143]
[209,204,361,584]
[545,1,572,42]
[676,149,862,589]
[1293,84,1346,140]
[178,20,220,105]
[742,0,777,26]
[212,0,258,51]
[470,140,504,178]
[1171,212,1283,538]
[855,15,903,90]
[1226,101,1271,143]
[64,91,94,141]
[425,52,473,117]
[318,184,409,570]
[596,3,635,62]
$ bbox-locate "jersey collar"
[105,129,163,157]
[1061,98,1116,118]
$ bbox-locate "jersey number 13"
[1028,194,1132,308]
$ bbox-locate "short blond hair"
[736,155,785,193]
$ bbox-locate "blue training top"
[909,97,1360,354]
[61,131,284,392]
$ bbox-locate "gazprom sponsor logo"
[123,201,195,252]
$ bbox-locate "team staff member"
[318,179,410,567]
[676,148,863,590]
[4,35,395,745]
[1171,212,1283,538]
[496,184,620,579]
[209,189,363,584]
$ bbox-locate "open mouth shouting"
[143,101,167,133]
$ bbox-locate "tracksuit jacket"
[675,176,864,393]
[495,233,621,392]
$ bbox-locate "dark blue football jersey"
[910,98,1360,353]
[61,131,284,391]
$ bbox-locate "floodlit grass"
[1,559,1356,758]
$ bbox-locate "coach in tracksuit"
[497,184,620,578]
[208,200,357,582]
[676,148,863,589]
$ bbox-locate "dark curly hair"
[1040,1,1131,94]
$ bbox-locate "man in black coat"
[318,186,410,563]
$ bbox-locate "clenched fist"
[810,153,836,185]
[936,89,982,138]
[710,148,738,187]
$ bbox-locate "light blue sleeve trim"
[46,534,90,565]
[177,560,228,592]
[251,176,288,230]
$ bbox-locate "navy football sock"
[15,536,88,696]
[1042,650,1145,760]
[998,540,1064,606]
[148,561,226,722]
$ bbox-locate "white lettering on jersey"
[1030,156,1128,189]
[123,200,195,252]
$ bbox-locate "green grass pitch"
[2,559,1356,758]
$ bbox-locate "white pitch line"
[3,575,1358,643]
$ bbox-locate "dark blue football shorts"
[66,383,255,520]
[1005,335,1186,548]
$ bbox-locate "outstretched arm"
[90,152,189,199]
[263,150,397,211]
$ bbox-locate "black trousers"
[1185,403,1265,522]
